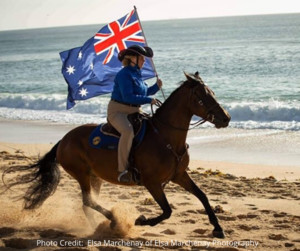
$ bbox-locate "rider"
[107,45,163,183]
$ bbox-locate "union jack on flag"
[94,9,145,64]
[59,8,155,109]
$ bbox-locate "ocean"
[0,13,299,129]
[0,13,300,166]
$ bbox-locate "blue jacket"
[111,65,159,105]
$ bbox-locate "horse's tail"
[2,141,61,209]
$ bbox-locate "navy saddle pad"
[89,120,147,150]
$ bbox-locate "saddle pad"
[89,121,147,150]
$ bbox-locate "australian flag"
[60,9,156,109]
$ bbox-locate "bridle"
[190,85,222,128]
[151,83,222,131]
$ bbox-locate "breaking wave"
[0,94,299,130]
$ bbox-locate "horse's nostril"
[223,117,230,123]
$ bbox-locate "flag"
[60,8,156,109]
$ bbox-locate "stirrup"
[118,170,132,183]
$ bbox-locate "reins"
[150,92,221,131]
[152,112,206,131]
[150,100,207,131]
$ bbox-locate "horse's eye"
[198,100,203,106]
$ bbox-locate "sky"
[0,0,300,31]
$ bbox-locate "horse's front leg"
[172,171,225,238]
[135,183,172,226]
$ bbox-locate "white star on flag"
[66,65,75,75]
[79,88,88,97]
[90,63,94,70]
[78,80,83,86]
[78,51,83,60]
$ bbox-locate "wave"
[0,94,299,130]
[226,101,300,122]
[0,93,110,114]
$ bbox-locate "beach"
[0,119,299,251]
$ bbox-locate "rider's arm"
[117,71,152,105]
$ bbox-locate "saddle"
[88,113,148,185]
[89,112,147,150]
[101,112,145,138]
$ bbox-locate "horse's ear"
[194,71,206,85]
[184,71,197,83]
[184,71,204,88]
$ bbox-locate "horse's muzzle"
[214,112,231,128]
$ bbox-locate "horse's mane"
[154,80,191,115]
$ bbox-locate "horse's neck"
[153,91,192,152]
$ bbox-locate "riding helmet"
[118,45,153,61]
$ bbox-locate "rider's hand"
[156,78,163,89]
[151,98,159,105]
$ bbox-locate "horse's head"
[184,72,231,128]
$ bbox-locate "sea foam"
[0,94,299,130]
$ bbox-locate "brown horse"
[3,72,230,238]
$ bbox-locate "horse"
[3,72,231,238]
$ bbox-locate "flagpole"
[134,6,166,100]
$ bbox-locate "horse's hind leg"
[72,170,112,227]
[172,171,225,238]
[90,173,103,197]
[83,174,105,227]
[81,179,112,217]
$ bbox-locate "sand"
[0,142,299,251]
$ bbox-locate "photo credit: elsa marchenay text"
[36,239,259,249]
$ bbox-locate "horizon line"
[0,11,299,32]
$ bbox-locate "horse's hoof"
[135,215,146,225]
[213,229,225,239]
